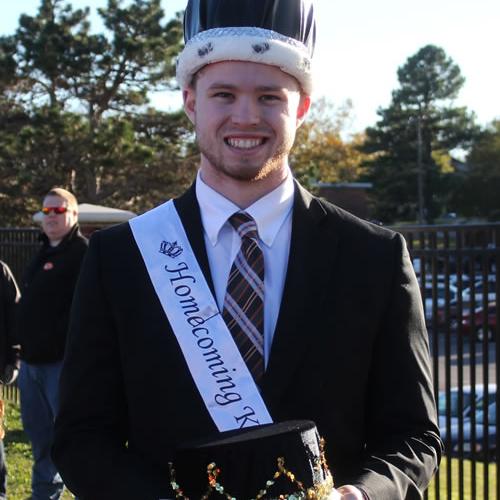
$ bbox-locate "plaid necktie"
[222,212,265,382]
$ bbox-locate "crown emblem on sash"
[160,240,183,258]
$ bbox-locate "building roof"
[33,203,137,225]
[315,182,373,189]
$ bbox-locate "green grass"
[2,397,498,499]
[427,457,498,499]
[2,400,74,500]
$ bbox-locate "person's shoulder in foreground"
[0,260,20,385]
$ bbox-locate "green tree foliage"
[451,120,500,220]
[291,98,370,190]
[0,0,189,226]
[9,0,182,111]
[363,45,477,223]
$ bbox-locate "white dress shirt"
[195,170,294,365]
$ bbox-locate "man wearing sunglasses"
[16,188,87,500]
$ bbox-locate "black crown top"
[183,0,316,57]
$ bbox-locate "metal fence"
[398,223,500,499]
[0,228,40,282]
[1,224,499,498]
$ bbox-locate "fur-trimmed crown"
[176,0,316,93]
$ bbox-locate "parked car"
[436,297,465,327]
[444,402,497,460]
[412,254,494,277]
[439,385,497,460]
[438,385,495,425]
[422,282,458,321]
[461,302,497,341]
[461,403,497,460]
[462,278,497,305]
[419,273,471,289]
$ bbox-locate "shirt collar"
[196,169,295,248]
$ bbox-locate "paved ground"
[430,328,497,391]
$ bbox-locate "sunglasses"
[42,206,68,215]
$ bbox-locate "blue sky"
[1,0,499,133]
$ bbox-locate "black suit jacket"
[53,182,442,499]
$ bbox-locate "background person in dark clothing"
[17,188,87,500]
[0,260,21,500]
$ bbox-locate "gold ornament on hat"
[168,438,334,500]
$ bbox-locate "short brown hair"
[44,188,78,212]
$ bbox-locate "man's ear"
[296,94,311,128]
[183,88,196,125]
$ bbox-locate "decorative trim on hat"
[176,27,313,94]
[169,457,334,500]
[168,436,334,500]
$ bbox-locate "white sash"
[129,200,273,431]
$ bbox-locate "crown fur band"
[176,27,314,94]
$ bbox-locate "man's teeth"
[227,138,263,149]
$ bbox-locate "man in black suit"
[53,1,442,498]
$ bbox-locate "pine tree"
[363,45,477,223]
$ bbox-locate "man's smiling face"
[184,60,310,189]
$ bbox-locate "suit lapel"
[173,182,216,297]
[261,182,340,406]
[174,181,340,412]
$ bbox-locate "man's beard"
[196,131,294,183]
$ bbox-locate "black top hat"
[169,420,335,499]
[176,0,317,93]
